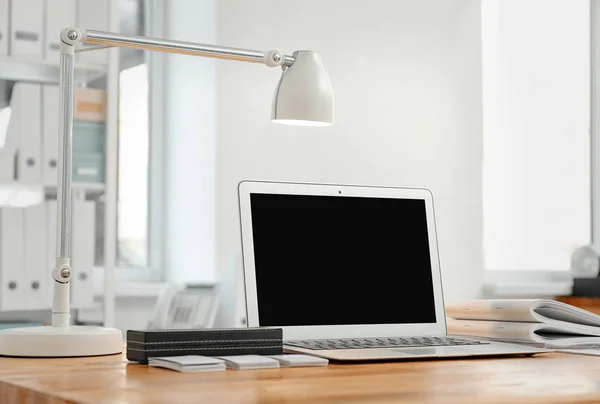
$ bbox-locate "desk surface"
[0,352,598,403]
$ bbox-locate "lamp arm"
[65,28,295,67]
[52,39,76,328]
[52,28,299,328]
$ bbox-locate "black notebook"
[126,327,283,363]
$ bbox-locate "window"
[117,0,151,268]
[482,0,591,272]
[93,0,153,270]
[118,63,149,267]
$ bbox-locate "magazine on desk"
[445,299,600,348]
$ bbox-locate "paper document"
[446,299,600,348]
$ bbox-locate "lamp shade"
[272,51,334,126]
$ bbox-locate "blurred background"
[0,0,596,334]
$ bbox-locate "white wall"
[216,0,484,304]
[482,0,591,272]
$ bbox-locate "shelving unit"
[0,0,120,327]
[0,56,107,84]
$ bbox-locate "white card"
[150,355,225,365]
[217,355,280,370]
[268,354,329,367]
[148,356,226,372]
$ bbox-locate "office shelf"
[0,181,105,190]
[0,56,107,84]
[0,182,106,204]
[44,182,106,199]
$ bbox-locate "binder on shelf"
[0,208,27,311]
[9,82,42,183]
[10,0,44,58]
[0,155,15,182]
[77,0,109,64]
[74,88,107,122]
[2,86,19,182]
[44,0,76,63]
[46,200,57,307]
[42,85,59,186]
[24,203,50,310]
[71,200,95,308]
[0,0,8,56]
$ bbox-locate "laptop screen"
[249,192,437,327]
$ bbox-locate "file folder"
[73,88,107,122]
[71,200,95,308]
[24,203,50,310]
[10,82,42,183]
[0,155,15,182]
[44,0,76,63]
[0,208,27,311]
[42,85,59,186]
[10,0,44,58]
[77,0,109,64]
[46,200,57,303]
[0,0,8,56]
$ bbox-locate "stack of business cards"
[148,355,226,372]
[217,355,280,370]
[268,354,329,367]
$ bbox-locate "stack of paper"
[269,354,329,367]
[446,299,600,348]
[148,356,226,373]
[217,355,280,370]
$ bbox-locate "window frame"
[112,0,165,283]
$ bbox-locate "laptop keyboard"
[286,336,490,351]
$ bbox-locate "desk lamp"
[0,28,334,357]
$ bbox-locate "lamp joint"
[52,262,72,284]
[60,28,85,48]
[264,50,285,67]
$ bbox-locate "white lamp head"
[272,50,335,126]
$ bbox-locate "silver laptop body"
[238,181,550,361]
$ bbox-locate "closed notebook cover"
[127,327,282,344]
[126,327,283,363]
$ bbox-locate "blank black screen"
[249,193,437,326]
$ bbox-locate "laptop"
[238,181,551,361]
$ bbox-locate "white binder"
[44,0,76,63]
[9,0,44,58]
[42,85,59,186]
[24,203,51,310]
[77,0,109,64]
[46,200,58,306]
[71,200,95,308]
[0,155,15,182]
[10,82,42,183]
[0,0,8,56]
[0,208,27,311]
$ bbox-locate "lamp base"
[0,325,123,357]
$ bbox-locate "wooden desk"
[0,352,598,403]
[555,296,600,315]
